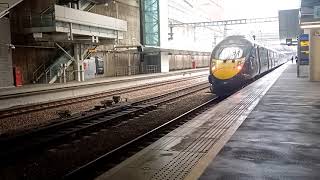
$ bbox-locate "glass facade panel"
[142,0,160,46]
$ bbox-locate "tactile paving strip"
[150,82,269,180]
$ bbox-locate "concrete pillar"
[309,29,320,81]
[104,53,109,76]
[104,53,116,77]
[0,18,14,88]
[74,44,83,82]
[160,52,169,72]
[159,0,169,73]
[128,53,131,75]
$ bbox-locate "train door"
[259,47,268,73]
[266,50,270,70]
[257,46,261,74]
[272,52,275,68]
[249,47,259,77]
[269,51,273,69]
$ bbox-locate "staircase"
[33,45,74,84]
[30,0,127,84]
[79,0,96,11]
[0,0,24,18]
[46,46,74,84]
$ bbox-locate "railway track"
[0,74,208,119]
[64,96,221,179]
[0,82,210,165]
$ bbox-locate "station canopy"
[300,0,320,28]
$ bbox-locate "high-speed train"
[208,35,287,96]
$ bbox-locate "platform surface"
[0,68,207,110]
[200,64,320,179]
[0,68,207,95]
[95,63,288,180]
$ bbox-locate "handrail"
[55,43,74,61]
[83,45,98,60]
[40,5,53,15]
[32,63,45,83]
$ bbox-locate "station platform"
[0,68,207,110]
[96,63,320,180]
[200,63,320,179]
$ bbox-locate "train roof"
[219,35,285,55]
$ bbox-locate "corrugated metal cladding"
[301,0,320,22]
[278,9,300,40]
[0,18,14,88]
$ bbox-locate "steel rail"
[64,96,220,179]
[0,74,208,119]
[0,82,210,165]
[0,69,208,100]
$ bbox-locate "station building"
[0,0,224,88]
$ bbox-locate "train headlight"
[211,60,216,72]
[212,66,216,71]
[236,59,244,70]
[237,65,242,70]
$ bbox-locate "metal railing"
[115,66,140,76]
[79,0,95,11]
[32,63,46,83]
[24,6,55,28]
[145,65,159,74]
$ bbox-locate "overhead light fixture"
[300,24,320,29]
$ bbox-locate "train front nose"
[211,58,245,80]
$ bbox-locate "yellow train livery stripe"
[211,58,245,80]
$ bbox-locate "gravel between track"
[0,89,214,180]
[0,77,207,136]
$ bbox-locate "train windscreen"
[214,47,244,60]
[213,37,252,60]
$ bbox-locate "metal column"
[74,44,84,82]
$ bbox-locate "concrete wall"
[101,52,140,77]
[12,47,54,83]
[10,0,61,84]
[309,29,320,81]
[10,0,141,83]
[8,0,208,83]
[0,18,14,88]
[86,0,141,77]
[90,0,140,46]
[169,54,210,71]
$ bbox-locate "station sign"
[300,34,309,41]
[300,41,309,47]
[88,49,97,53]
[299,34,309,65]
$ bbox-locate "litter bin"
[192,61,196,69]
[13,66,22,87]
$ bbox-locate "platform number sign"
[299,34,309,65]
[314,6,320,18]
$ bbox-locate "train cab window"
[215,47,244,60]
[250,48,256,58]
